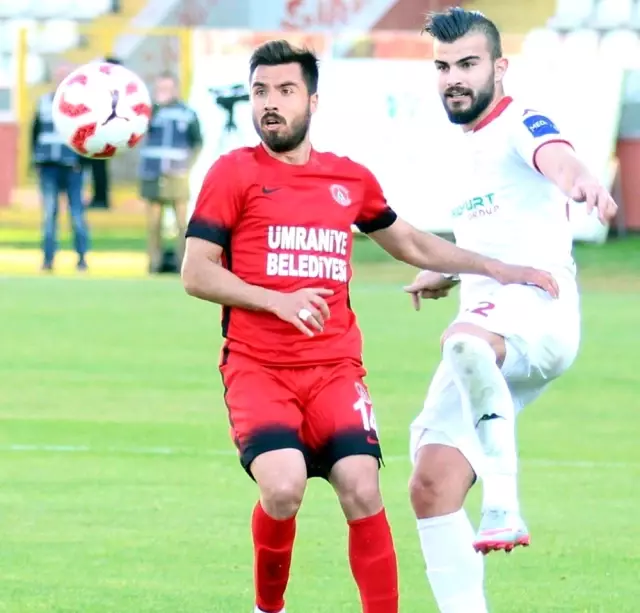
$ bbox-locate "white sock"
[442,333,519,512]
[482,473,519,512]
[417,510,488,613]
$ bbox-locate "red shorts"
[220,350,382,479]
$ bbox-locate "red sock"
[348,509,399,613]
[252,502,296,613]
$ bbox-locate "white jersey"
[452,97,577,306]
[410,98,582,474]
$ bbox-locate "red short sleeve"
[354,167,397,234]
[186,154,243,248]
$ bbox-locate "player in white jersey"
[405,8,618,613]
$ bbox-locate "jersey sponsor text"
[266,225,349,281]
[452,193,499,220]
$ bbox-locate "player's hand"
[403,270,458,311]
[269,288,334,337]
[488,262,560,298]
[571,177,618,224]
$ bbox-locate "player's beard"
[254,104,311,153]
[442,75,495,125]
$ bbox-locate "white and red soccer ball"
[52,62,152,159]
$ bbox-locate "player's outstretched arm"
[181,237,333,336]
[534,143,618,224]
[369,218,559,297]
[369,217,500,276]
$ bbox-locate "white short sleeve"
[511,109,573,172]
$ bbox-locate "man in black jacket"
[32,63,90,271]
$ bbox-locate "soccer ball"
[52,62,152,159]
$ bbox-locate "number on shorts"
[353,382,378,433]
[468,301,496,317]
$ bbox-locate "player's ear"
[494,57,508,84]
[309,92,318,115]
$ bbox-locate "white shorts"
[409,277,581,477]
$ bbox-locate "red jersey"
[186,144,397,366]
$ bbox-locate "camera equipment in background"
[209,84,250,133]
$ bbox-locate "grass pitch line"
[0,443,636,470]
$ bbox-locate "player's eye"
[281,87,293,95]
[435,64,447,72]
[254,88,265,96]
[460,61,475,69]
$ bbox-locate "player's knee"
[259,478,306,519]
[251,448,307,518]
[409,468,451,517]
[337,478,382,520]
[409,447,473,518]
[331,456,382,520]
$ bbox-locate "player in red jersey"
[182,40,558,613]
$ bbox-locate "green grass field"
[1,238,639,612]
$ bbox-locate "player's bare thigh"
[409,443,476,519]
[329,455,383,520]
[251,449,308,519]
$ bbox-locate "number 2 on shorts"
[468,301,495,317]
[353,382,378,433]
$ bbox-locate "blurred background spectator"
[140,71,201,274]
[31,61,89,272]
